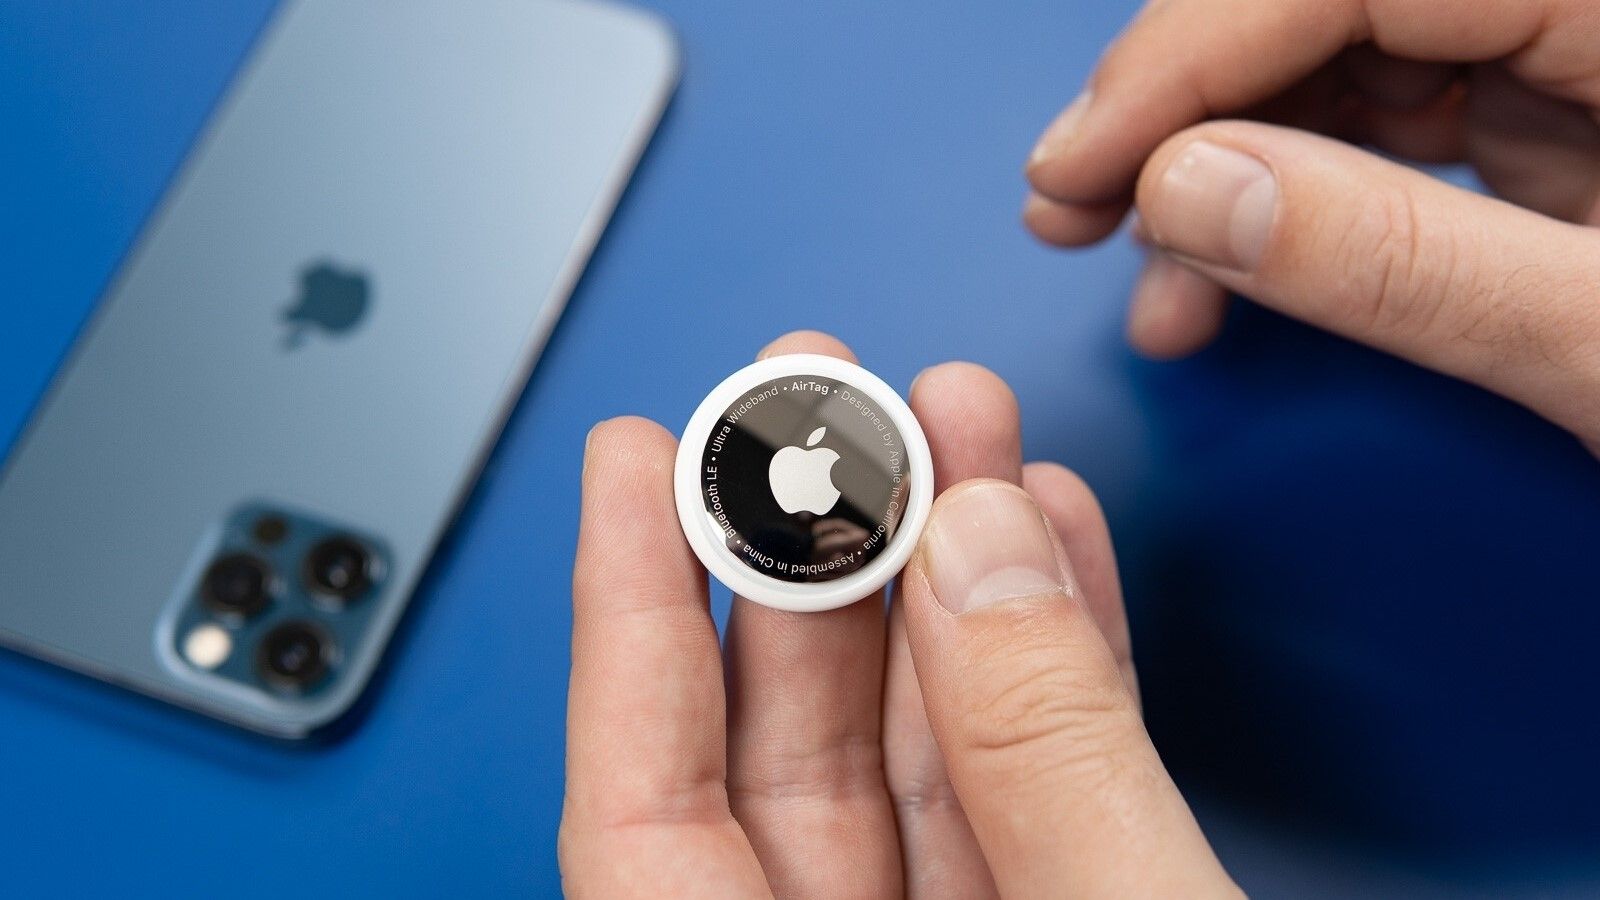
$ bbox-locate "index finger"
[560,416,767,896]
[1026,0,1590,206]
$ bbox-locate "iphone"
[0,0,677,737]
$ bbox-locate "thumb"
[901,479,1238,899]
[1135,120,1600,445]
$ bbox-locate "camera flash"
[675,353,933,613]
[183,623,233,670]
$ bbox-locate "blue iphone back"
[0,0,677,737]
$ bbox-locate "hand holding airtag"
[674,354,934,612]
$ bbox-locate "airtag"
[674,354,933,612]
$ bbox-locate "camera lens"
[200,553,274,619]
[256,621,335,693]
[303,536,375,604]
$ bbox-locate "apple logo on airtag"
[283,260,370,349]
[768,426,842,515]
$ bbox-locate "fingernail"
[1022,191,1056,220]
[1128,211,1151,246]
[1147,140,1276,270]
[1029,90,1093,168]
[582,424,599,473]
[923,481,1066,615]
[909,367,931,398]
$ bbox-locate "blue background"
[4,1,1600,895]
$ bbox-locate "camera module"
[256,620,336,694]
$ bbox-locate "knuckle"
[1325,194,1600,397]
[886,767,963,816]
[728,732,885,803]
[884,727,961,813]
[1324,186,1451,341]
[954,628,1132,764]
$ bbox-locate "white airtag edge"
[674,353,934,613]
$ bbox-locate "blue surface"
[4,1,1600,895]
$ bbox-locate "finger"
[1021,461,1136,698]
[1252,52,1468,164]
[1236,51,1469,164]
[1352,87,1469,164]
[1342,44,1460,112]
[1234,59,1349,139]
[1132,119,1600,444]
[1125,250,1230,359]
[884,362,1024,898]
[723,331,901,898]
[561,417,768,898]
[907,363,1024,491]
[1022,192,1129,248]
[1465,63,1600,224]
[1026,0,1599,208]
[755,328,856,362]
[903,479,1238,898]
